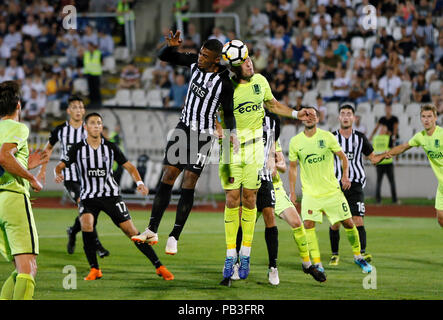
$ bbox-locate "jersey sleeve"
[48,126,60,146]
[361,133,374,156]
[288,136,298,161]
[408,132,422,147]
[111,142,128,165]
[62,142,79,166]
[158,45,197,67]
[3,123,29,149]
[328,132,342,153]
[219,74,236,130]
[261,75,275,102]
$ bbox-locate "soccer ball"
[222,40,248,66]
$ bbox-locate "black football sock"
[236,226,242,258]
[357,225,367,254]
[169,188,195,240]
[265,226,278,269]
[133,241,162,269]
[329,227,340,256]
[71,216,81,235]
[82,231,99,269]
[93,229,106,250]
[148,182,173,233]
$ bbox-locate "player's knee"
[162,166,181,184]
[263,210,276,227]
[242,192,257,209]
[226,193,240,208]
[341,218,354,229]
[330,222,341,231]
[181,171,199,189]
[304,220,315,229]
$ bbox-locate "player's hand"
[28,149,47,170]
[296,108,316,121]
[30,176,43,192]
[214,122,225,139]
[36,171,46,185]
[272,166,277,178]
[54,173,64,184]
[166,30,182,47]
[230,133,239,154]
[341,176,351,190]
[290,192,297,206]
[137,184,149,196]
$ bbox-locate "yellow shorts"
[0,191,39,262]
[301,192,352,225]
[274,185,295,216]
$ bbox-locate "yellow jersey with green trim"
[289,128,343,198]
[272,139,284,188]
[221,73,274,143]
[408,125,443,192]
[0,119,30,197]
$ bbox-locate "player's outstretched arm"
[28,148,47,170]
[289,160,298,205]
[36,142,54,184]
[158,30,197,67]
[54,161,66,184]
[122,161,149,196]
[0,143,42,192]
[387,142,412,157]
[367,152,388,165]
[275,151,287,174]
[264,98,315,121]
[335,150,351,190]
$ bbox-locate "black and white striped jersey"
[158,46,236,134]
[62,138,128,200]
[49,121,87,182]
[333,129,374,187]
[260,112,281,181]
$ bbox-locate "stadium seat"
[364,36,377,53]
[327,113,339,131]
[114,46,130,62]
[356,102,371,115]
[430,81,442,96]
[399,125,414,143]
[146,89,164,107]
[325,102,339,113]
[405,103,420,117]
[102,56,117,74]
[280,125,297,152]
[425,69,436,83]
[351,36,364,52]
[115,89,132,106]
[392,27,402,40]
[392,103,404,115]
[302,89,318,106]
[131,89,148,107]
[372,103,386,118]
[73,78,89,95]
[141,66,155,89]
[399,81,412,105]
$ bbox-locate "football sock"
[169,188,195,241]
[224,206,240,252]
[13,273,35,300]
[344,226,362,258]
[292,226,310,264]
[265,226,278,268]
[72,216,81,235]
[329,227,340,255]
[357,226,367,254]
[305,227,321,265]
[240,206,257,252]
[82,231,99,269]
[148,182,173,233]
[0,270,17,300]
[133,241,162,268]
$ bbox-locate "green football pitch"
[1,208,442,300]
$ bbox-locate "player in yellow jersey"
[387,104,443,227]
[0,81,46,300]
[288,106,373,274]
[218,55,315,285]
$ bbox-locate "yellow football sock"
[224,206,240,251]
[241,206,257,250]
[305,227,321,264]
[13,273,35,300]
[345,226,362,257]
[0,270,18,300]
[292,226,310,262]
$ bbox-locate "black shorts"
[79,196,131,226]
[342,182,365,217]
[64,181,81,204]
[256,179,275,212]
[163,121,215,176]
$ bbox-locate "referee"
[132,30,238,255]
[329,104,386,266]
[37,95,109,258]
[54,113,173,281]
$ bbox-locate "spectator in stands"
[412,72,431,102]
[64,29,81,44]
[396,0,416,26]
[327,68,351,104]
[300,49,318,72]
[187,23,201,48]
[83,42,103,108]
[406,49,425,76]
[23,51,38,76]
[250,46,267,73]
[23,88,45,132]
[208,26,228,45]
[22,14,41,38]
[81,25,98,48]
[332,39,350,68]
[0,36,11,60]
[36,25,56,56]
[292,36,306,65]
[349,73,368,104]
[31,72,46,96]
[0,66,7,83]
[248,6,270,38]
[379,27,396,52]
[378,66,402,105]
[293,0,309,25]
[166,73,188,108]
[318,46,341,80]
[4,58,25,84]
[434,36,443,64]
[4,24,22,50]
[396,26,417,58]
[371,45,388,79]
[97,30,114,58]
[294,62,313,93]
[118,61,141,89]
[370,103,399,146]
[270,69,289,102]
[353,114,367,135]
[316,94,328,126]
[267,25,290,55]
[57,69,73,108]
[45,72,58,101]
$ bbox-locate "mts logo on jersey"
[235,101,262,114]
[304,153,326,164]
[87,168,106,177]
[190,80,208,99]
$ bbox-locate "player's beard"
[305,124,316,130]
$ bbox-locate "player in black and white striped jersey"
[329,104,386,266]
[37,95,109,258]
[132,30,238,255]
[54,112,174,281]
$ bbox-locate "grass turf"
[1,208,442,300]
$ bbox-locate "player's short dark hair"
[0,81,21,117]
[85,112,103,123]
[68,94,84,106]
[420,104,437,117]
[202,39,223,55]
[339,104,355,114]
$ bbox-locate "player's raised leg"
[79,210,102,280]
[341,218,372,273]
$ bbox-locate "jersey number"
[342,202,349,212]
[196,153,207,167]
[357,202,366,213]
[116,201,127,213]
